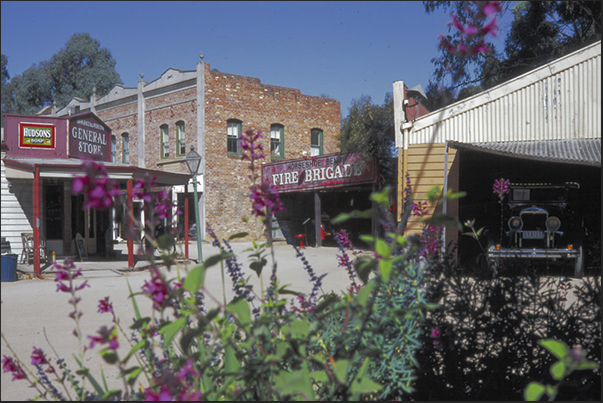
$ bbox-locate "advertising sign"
[69,114,111,161]
[18,122,56,149]
[262,152,377,193]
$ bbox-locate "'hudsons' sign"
[262,152,377,193]
[19,122,56,149]
[69,115,111,161]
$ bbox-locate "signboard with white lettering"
[19,122,56,149]
[262,152,377,193]
[69,114,111,161]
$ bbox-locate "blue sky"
[1,1,514,119]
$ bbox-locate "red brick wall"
[96,102,138,164]
[204,64,340,240]
[97,62,341,241]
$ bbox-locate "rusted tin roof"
[448,138,601,167]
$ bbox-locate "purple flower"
[72,159,121,210]
[88,325,119,350]
[493,178,510,201]
[142,270,170,311]
[2,355,27,381]
[239,129,266,161]
[249,184,284,219]
[430,327,441,338]
[176,359,199,381]
[97,296,114,314]
[31,347,48,365]
[439,1,501,59]
[53,258,88,293]
[144,384,173,401]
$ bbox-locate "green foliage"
[524,339,600,401]
[423,1,601,109]
[338,94,396,185]
[2,33,122,115]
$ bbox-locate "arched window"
[160,124,169,159]
[122,133,129,164]
[270,124,285,159]
[227,119,242,155]
[311,128,323,156]
[176,121,186,156]
[111,135,116,163]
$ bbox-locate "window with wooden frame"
[176,121,186,156]
[122,133,129,163]
[111,135,116,163]
[270,124,285,159]
[160,124,169,159]
[311,128,323,156]
[227,119,242,155]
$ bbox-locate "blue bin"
[1,254,18,282]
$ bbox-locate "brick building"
[49,55,341,241]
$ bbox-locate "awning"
[448,138,601,167]
[2,157,191,185]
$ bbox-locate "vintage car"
[487,182,585,277]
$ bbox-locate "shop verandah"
[2,157,197,278]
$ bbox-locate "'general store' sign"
[19,122,56,149]
[262,152,377,193]
[69,115,111,161]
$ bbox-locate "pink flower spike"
[482,17,499,36]
[482,1,502,16]
[465,23,478,35]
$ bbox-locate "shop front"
[2,113,190,278]
[262,152,379,247]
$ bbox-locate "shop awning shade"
[448,139,601,167]
[2,157,191,185]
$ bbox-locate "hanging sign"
[262,152,377,193]
[69,114,112,161]
[18,122,56,149]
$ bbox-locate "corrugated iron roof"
[448,138,601,167]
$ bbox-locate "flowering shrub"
[1,136,445,401]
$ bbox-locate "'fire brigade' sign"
[262,152,377,193]
[19,122,56,149]
[69,115,111,161]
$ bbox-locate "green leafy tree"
[338,94,396,186]
[1,54,12,126]
[4,33,122,117]
[423,1,601,110]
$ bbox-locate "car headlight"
[508,216,523,232]
[546,216,561,233]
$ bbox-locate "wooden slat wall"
[398,143,458,236]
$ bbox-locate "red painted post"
[33,167,41,278]
[127,178,134,270]
[184,197,189,259]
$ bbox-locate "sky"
[1,1,515,119]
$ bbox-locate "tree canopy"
[1,33,122,124]
[423,1,601,111]
[338,94,396,186]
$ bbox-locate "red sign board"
[262,152,377,193]
[69,114,111,161]
[19,122,56,149]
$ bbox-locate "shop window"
[160,124,169,159]
[270,124,285,159]
[227,119,242,155]
[176,121,186,156]
[122,133,129,163]
[311,128,323,156]
[111,135,116,163]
